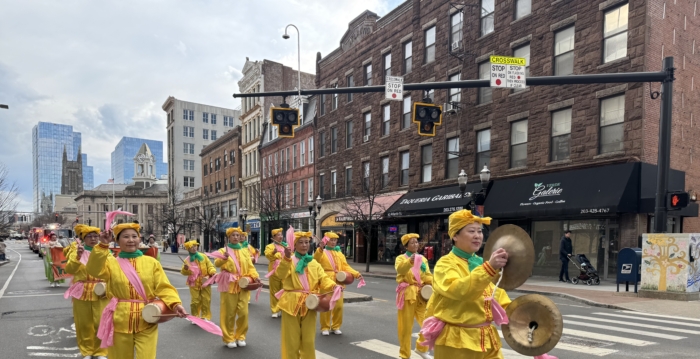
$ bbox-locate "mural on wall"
[688,235,700,292]
[641,234,691,292]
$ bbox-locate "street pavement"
[2,241,699,358]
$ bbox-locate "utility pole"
[653,57,675,233]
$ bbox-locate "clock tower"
[132,143,157,189]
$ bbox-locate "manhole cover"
[560,335,614,348]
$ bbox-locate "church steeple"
[132,143,157,189]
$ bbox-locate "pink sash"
[324,249,338,272]
[186,258,201,287]
[79,248,90,265]
[273,256,342,311]
[395,282,410,309]
[64,282,84,300]
[265,243,286,279]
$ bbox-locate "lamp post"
[308,195,322,236]
[239,207,248,232]
[282,25,302,105]
[457,165,491,213]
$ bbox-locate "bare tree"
[0,164,19,235]
[257,165,292,234]
[155,183,188,249]
[191,191,220,252]
[30,212,69,228]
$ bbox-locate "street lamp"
[308,195,322,236]
[282,24,302,105]
[239,207,248,231]
[457,165,492,212]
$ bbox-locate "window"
[308,178,313,200]
[510,120,528,168]
[345,121,353,149]
[230,176,235,189]
[203,129,209,140]
[603,4,628,63]
[183,109,194,121]
[449,73,461,107]
[450,12,463,49]
[478,62,492,104]
[401,96,411,130]
[403,41,413,74]
[223,116,228,126]
[320,94,326,116]
[384,52,392,80]
[184,176,195,188]
[183,126,194,137]
[262,157,266,179]
[274,152,278,175]
[425,89,435,102]
[425,26,436,63]
[331,171,337,198]
[223,115,234,127]
[365,64,372,86]
[211,114,217,125]
[293,144,297,169]
[551,108,572,161]
[183,143,194,154]
[300,141,306,166]
[319,174,325,198]
[132,205,138,214]
[203,112,209,123]
[285,184,289,208]
[600,95,625,154]
[362,162,370,191]
[293,182,297,207]
[300,180,305,206]
[286,147,290,172]
[183,159,194,171]
[229,150,235,164]
[319,132,326,157]
[421,145,432,183]
[148,205,154,215]
[446,137,459,179]
[211,130,217,141]
[331,127,338,153]
[515,0,531,20]
[332,92,338,111]
[400,151,409,186]
[347,75,354,102]
[204,163,208,176]
[554,26,575,76]
[309,137,314,163]
[364,112,371,139]
[513,44,530,91]
[481,0,495,36]
[382,104,390,136]
[381,157,389,188]
[345,167,352,196]
[477,129,491,171]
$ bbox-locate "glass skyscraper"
[32,122,89,212]
[111,137,167,184]
[82,153,94,190]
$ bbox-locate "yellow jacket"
[180,252,216,289]
[63,242,77,257]
[240,244,259,262]
[313,248,360,287]
[274,256,337,317]
[86,244,182,334]
[395,253,433,303]
[214,246,259,294]
[264,243,285,273]
[428,252,511,352]
[65,246,103,302]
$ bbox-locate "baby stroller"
[568,254,600,285]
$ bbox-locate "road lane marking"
[617,310,700,323]
[563,328,656,346]
[565,315,700,335]
[563,320,685,340]
[27,347,79,351]
[5,293,66,298]
[595,312,700,327]
[315,350,338,359]
[351,339,426,359]
[28,353,80,357]
[0,247,22,300]
[497,330,617,356]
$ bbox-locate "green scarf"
[189,252,203,262]
[405,251,427,272]
[83,245,93,252]
[281,241,288,247]
[227,243,243,250]
[241,241,249,247]
[294,251,313,274]
[118,250,143,259]
[451,246,483,272]
[325,245,341,252]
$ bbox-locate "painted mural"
[688,235,700,292]
[641,233,691,292]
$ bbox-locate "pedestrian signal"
[667,191,690,210]
[412,102,442,136]
[270,106,300,138]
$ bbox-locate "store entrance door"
[601,221,619,280]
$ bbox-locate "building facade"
[162,96,240,198]
[61,146,83,195]
[237,58,316,242]
[313,0,700,277]
[111,137,168,184]
[82,154,94,190]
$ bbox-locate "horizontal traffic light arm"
[233,71,667,98]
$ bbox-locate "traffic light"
[55,213,59,220]
[667,191,690,210]
[270,106,300,138]
[412,102,443,136]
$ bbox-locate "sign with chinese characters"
[490,56,526,89]
[385,76,404,100]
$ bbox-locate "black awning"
[385,183,484,218]
[483,163,640,218]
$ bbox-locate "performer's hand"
[76,244,84,258]
[488,248,509,269]
[283,246,292,258]
[173,304,188,318]
[223,251,230,259]
[98,231,112,246]
[272,248,278,255]
[183,264,189,271]
[409,254,415,264]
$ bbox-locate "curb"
[510,289,630,310]
[0,260,10,267]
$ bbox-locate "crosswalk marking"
[497,330,618,357]
[565,315,700,335]
[617,310,700,323]
[595,312,700,328]
[563,328,656,346]
[351,339,425,359]
[28,354,80,358]
[501,348,528,358]
[563,320,686,340]
[315,350,338,359]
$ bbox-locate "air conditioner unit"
[363,135,370,142]
[444,102,457,114]
[451,40,461,51]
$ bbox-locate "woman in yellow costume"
[395,233,433,359]
[180,240,216,322]
[212,227,260,348]
[64,224,109,359]
[87,221,187,359]
[313,231,362,336]
[264,227,286,318]
[240,231,260,263]
[419,210,509,359]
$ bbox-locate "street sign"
[385,75,404,101]
[490,55,527,89]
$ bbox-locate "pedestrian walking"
[559,230,573,283]
[0,237,6,261]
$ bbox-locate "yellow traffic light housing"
[412,102,443,136]
[270,106,300,138]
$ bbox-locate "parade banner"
[50,248,72,281]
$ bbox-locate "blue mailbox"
[617,247,642,293]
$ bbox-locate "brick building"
[313,0,700,277]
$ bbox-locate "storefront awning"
[385,183,484,218]
[335,192,405,222]
[483,163,640,218]
[218,221,238,231]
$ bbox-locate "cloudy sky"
[0,0,403,212]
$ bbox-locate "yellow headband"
[226,227,243,237]
[79,225,100,239]
[184,240,199,250]
[324,232,339,239]
[113,223,141,240]
[271,228,283,236]
[401,233,420,246]
[294,231,313,240]
[448,210,492,239]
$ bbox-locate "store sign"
[388,226,398,233]
[290,212,310,219]
[520,182,565,208]
[397,193,464,205]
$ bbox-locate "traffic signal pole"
[653,57,675,233]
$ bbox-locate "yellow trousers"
[109,325,158,359]
[269,277,282,314]
[221,291,250,343]
[189,286,212,320]
[319,292,343,331]
[435,345,503,359]
[398,299,429,358]
[281,311,318,359]
[72,298,108,357]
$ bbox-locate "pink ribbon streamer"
[206,251,226,260]
[357,277,366,289]
[286,226,295,249]
[186,258,201,287]
[274,288,286,300]
[487,297,509,326]
[254,286,262,302]
[63,282,84,300]
[79,248,90,265]
[328,285,343,311]
[187,315,222,336]
[105,210,135,229]
[321,235,330,247]
[419,316,447,349]
[534,355,559,359]
[410,253,423,286]
[97,297,119,348]
[395,282,410,310]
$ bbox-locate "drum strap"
[226,247,242,276]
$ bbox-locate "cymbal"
[502,294,563,356]
[482,224,535,290]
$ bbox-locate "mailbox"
[617,247,642,293]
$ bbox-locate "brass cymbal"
[502,294,563,356]
[482,224,535,290]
